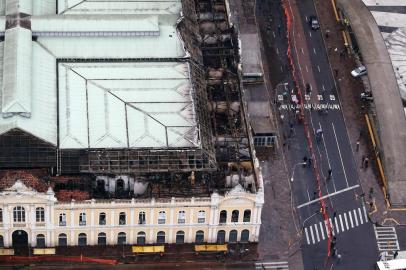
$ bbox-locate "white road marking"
[319,222,325,240]
[334,217,340,234]
[325,220,330,237]
[301,48,304,54]
[276,47,279,54]
[329,218,335,236]
[339,214,345,232]
[313,48,317,54]
[353,209,359,226]
[358,208,364,224]
[310,225,315,244]
[306,189,311,201]
[281,66,283,71]
[273,31,276,38]
[348,210,354,228]
[344,212,349,230]
[363,205,368,222]
[297,185,359,208]
[306,65,309,72]
[314,224,320,242]
[322,84,325,91]
[317,65,321,72]
[319,122,336,192]
[309,31,312,37]
[305,227,310,244]
[332,123,349,187]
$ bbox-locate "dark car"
[308,15,320,30]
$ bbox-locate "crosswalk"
[374,225,400,252]
[255,261,289,270]
[304,206,369,245]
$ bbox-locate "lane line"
[329,218,335,236]
[317,65,321,72]
[320,122,336,192]
[349,210,354,228]
[310,225,315,244]
[344,212,349,230]
[353,209,359,226]
[332,123,349,187]
[297,185,359,208]
[324,220,330,237]
[339,214,345,232]
[276,47,279,55]
[322,84,325,91]
[314,224,320,242]
[273,31,276,38]
[363,205,368,222]
[305,227,310,244]
[309,31,312,37]
[313,48,316,54]
[301,48,304,54]
[358,208,364,224]
[306,65,309,72]
[319,221,325,240]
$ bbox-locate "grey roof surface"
[338,0,406,206]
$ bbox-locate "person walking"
[361,155,366,168]
[363,156,369,169]
[356,140,360,152]
[326,168,332,181]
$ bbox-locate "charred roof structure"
[0,0,260,199]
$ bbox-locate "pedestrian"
[337,253,342,263]
[333,211,337,219]
[313,191,317,200]
[361,155,366,168]
[308,157,312,167]
[326,168,332,181]
[277,24,281,35]
[356,140,360,152]
[394,251,399,259]
[363,156,369,169]
[334,69,339,77]
[303,156,308,164]
[280,114,285,123]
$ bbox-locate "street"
[257,0,379,268]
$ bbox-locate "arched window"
[98,233,106,245]
[58,233,67,246]
[13,206,25,222]
[176,231,185,244]
[229,230,238,243]
[217,230,226,244]
[178,211,185,224]
[117,232,126,245]
[241,229,249,243]
[219,210,227,224]
[79,213,86,226]
[197,210,205,223]
[36,207,45,222]
[99,212,106,225]
[0,235,4,247]
[156,231,165,244]
[59,213,66,226]
[195,230,204,244]
[116,179,124,192]
[96,180,105,192]
[158,211,166,224]
[231,210,239,222]
[243,210,251,222]
[0,209,3,223]
[119,212,126,225]
[138,211,146,225]
[36,234,45,248]
[78,233,87,246]
[137,231,146,245]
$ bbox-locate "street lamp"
[290,162,307,182]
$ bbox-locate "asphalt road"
[257,0,379,269]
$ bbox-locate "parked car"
[351,66,367,77]
[308,15,320,30]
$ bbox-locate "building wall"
[0,188,263,247]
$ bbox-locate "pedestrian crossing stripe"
[304,206,368,245]
[255,261,289,270]
[374,225,400,252]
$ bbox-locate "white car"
[351,66,367,77]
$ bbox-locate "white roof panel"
[32,0,56,15]
[1,27,32,116]
[6,0,32,15]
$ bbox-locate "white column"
[149,207,154,244]
[110,206,115,245]
[252,206,258,224]
[188,209,194,242]
[3,205,10,229]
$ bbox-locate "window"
[0,209,3,223]
[175,231,185,244]
[178,211,185,224]
[78,233,87,246]
[36,234,45,248]
[13,206,25,222]
[117,232,126,245]
[137,232,146,245]
[36,207,45,222]
[119,212,126,225]
[156,231,165,244]
[99,212,106,225]
[0,235,3,247]
[217,230,226,244]
[229,230,238,243]
[98,233,106,245]
[219,210,227,224]
[241,229,249,243]
[195,230,204,244]
[231,210,239,222]
[79,213,86,226]
[59,213,66,226]
[58,234,67,246]
[138,212,146,225]
[197,210,205,223]
[243,210,251,222]
[158,211,166,224]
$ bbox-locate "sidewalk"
[313,0,406,226]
